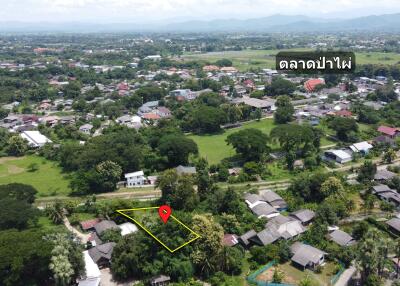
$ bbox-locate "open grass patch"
[0,155,72,197]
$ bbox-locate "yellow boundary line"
[116,207,201,253]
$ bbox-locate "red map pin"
[158,205,172,224]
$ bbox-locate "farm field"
[188,118,334,164]
[0,155,72,197]
[182,49,400,71]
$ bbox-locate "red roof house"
[335,110,353,117]
[378,125,400,138]
[304,78,325,92]
[223,234,239,247]
[80,218,101,231]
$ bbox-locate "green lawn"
[182,49,400,71]
[0,155,72,197]
[188,119,277,164]
[188,118,334,165]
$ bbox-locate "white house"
[125,171,146,187]
[118,222,139,236]
[20,130,52,147]
[349,141,373,154]
[324,149,352,164]
[79,124,93,135]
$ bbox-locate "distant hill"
[1,13,400,33]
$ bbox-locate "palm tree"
[45,200,65,224]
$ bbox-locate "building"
[259,189,288,211]
[125,171,146,187]
[223,234,239,247]
[77,250,101,286]
[94,220,118,236]
[386,217,400,234]
[324,149,352,164]
[20,130,52,147]
[150,275,171,286]
[176,165,196,175]
[328,229,356,247]
[80,218,101,232]
[304,78,325,92]
[239,229,257,246]
[349,141,373,154]
[371,184,400,207]
[290,242,327,270]
[377,125,400,138]
[79,124,93,135]
[374,169,397,182]
[88,242,116,268]
[249,202,280,219]
[289,209,315,225]
[118,222,139,236]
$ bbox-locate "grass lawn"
[36,216,66,232]
[0,155,72,197]
[257,261,338,286]
[188,118,335,165]
[182,49,400,71]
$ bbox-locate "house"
[125,171,146,187]
[374,169,397,182]
[244,193,265,209]
[377,125,400,138]
[324,149,352,164]
[334,110,353,118]
[79,124,93,135]
[88,242,116,268]
[156,106,172,118]
[373,135,396,147]
[80,218,101,231]
[349,141,373,154]
[371,184,400,207]
[386,217,400,234]
[20,131,52,147]
[250,215,306,246]
[220,66,238,74]
[223,234,239,247]
[150,275,171,286]
[238,97,276,112]
[250,202,280,219]
[77,250,101,286]
[328,230,356,247]
[118,222,138,236]
[290,242,327,270]
[94,220,118,236]
[176,165,196,175]
[290,209,315,225]
[259,189,288,211]
[239,229,257,246]
[169,89,196,101]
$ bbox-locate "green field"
[182,49,400,71]
[0,155,72,197]
[188,118,334,165]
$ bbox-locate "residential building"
[328,229,356,247]
[77,250,101,286]
[94,220,118,236]
[20,130,52,147]
[289,209,315,225]
[176,165,196,175]
[150,275,171,286]
[324,149,352,164]
[125,171,146,187]
[88,242,116,268]
[290,242,327,270]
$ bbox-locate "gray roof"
[176,165,196,175]
[251,203,278,218]
[328,230,355,246]
[94,220,118,235]
[387,218,400,232]
[244,193,264,204]
[372,184,392,194]
[260,190,283,202]
[290,209,315,224]
[150,275,171,283]
[291,242,327,267]
[88,242,116,263]
[374,170,397,181]
[239,229,257,246]
[250,229,281,246]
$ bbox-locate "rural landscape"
[1,1,400,286]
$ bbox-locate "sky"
[1,0,400,23]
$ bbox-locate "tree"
[357,161,377,183]
[320,177,345,198]
[328,117,358,142]
[158,134,198,167]
[0,183,37,204]
[274,95,294,124]
[6,135,28,156]
[95,160,123,192]
[191,214,224,278]
[190,106,226,134]
[266,77,296,96]
[215,59,233,67]
[226,129,269,162]
[272,267,284,283]
[45,200,65,224]
[0,229,52,286]
[0,198,39,230]
[383,148,397,164]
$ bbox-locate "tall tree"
[274,95,294,124]
[226,128,269,162]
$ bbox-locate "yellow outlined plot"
[116,207,201,253]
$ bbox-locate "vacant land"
[182,49,400,71]
[257,261,338,286]
[0,155,72,197]
[188,118,334,164]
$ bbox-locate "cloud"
[0,0,400,22]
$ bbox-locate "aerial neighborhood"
[1,14,400,286]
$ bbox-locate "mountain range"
[1,13,400,33]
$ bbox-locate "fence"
[247,261,294,286]
[330,262,346,285]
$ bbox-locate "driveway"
[100,268,136,286]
